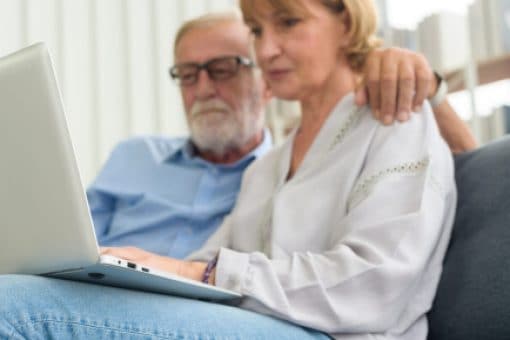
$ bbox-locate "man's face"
[174,21,267,156]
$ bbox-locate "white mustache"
[191,99,231,117]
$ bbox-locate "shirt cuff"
[215,247,251,293]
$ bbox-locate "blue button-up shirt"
[86,132,272,259]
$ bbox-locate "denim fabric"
[0,275,330,339]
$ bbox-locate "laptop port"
[141,267,149,273]
[127,262,136,269]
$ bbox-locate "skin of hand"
[355,47,435,125]
[101,247,215,284]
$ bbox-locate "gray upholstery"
[428,137,510,340]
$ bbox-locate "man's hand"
[101,246,207,281]
[356,47,437,125]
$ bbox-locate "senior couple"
[0,0,476,339]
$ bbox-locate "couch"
[428,136,510,340]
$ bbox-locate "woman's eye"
[250,26,262,37]
[281,17,301,27]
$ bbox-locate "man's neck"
[196,131,264,165]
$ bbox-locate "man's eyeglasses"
[169,55,255,86]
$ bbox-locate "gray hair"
[173,9,243,57]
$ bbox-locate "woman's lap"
[0,275,330,339]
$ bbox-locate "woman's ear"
[338,10,352,48]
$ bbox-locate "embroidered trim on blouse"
[347,157,430,209]
[328,106,365,151]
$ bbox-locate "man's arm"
[87,188,115,239]
[431,99,477,154]
[358,47,478,154]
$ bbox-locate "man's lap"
[0,275,329,339]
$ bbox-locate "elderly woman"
[0,1,455,339]
[189,0,455,338]
[111,0,453,338]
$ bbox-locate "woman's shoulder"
[356,103,454,184]
[364,103,448,158]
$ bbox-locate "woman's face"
[245,0,350,101]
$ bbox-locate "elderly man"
[88,11,475,259]
[87,12,273,259]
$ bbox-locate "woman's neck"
[299,67,358,135]
[286,66,358,181]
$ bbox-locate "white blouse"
[188,93,456,340]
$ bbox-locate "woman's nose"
[256,30,281,62]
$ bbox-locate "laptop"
[0,43,240,301]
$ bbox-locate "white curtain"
[0,0,236,185]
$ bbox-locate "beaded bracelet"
[201,255,218,284]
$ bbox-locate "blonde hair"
[173,9,243,57]
[239,0,381,71]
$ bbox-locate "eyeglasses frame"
[169,55,255,86]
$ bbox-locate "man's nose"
[194,69,216,99]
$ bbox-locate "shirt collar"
[163,129,273,168]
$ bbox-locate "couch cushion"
[428,137,510,340]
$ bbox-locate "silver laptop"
[0,43,240,301]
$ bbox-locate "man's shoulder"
[115,135,187,151]
[111,135,188,161]
[91,135,190,188]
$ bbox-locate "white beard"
[188,98,264,156]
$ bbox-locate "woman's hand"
[101,246,208,282]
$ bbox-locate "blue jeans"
[0,275,330,339]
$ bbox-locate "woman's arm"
[100,214,236,284]
[201,109,455,334]
[212,177,452,333]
